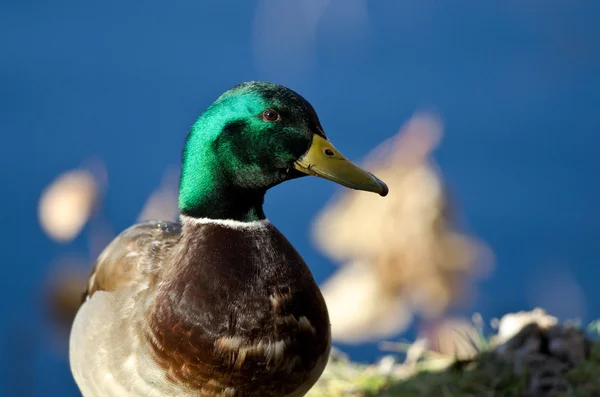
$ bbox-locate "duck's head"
[179,81,388,222]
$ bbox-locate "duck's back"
[69,218,330,397]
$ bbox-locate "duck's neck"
[178,143,267,223]
[179,181,266,222]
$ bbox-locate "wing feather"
[84,220,182,300]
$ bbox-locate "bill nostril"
[324,149,334,157]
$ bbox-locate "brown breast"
[146,220,330,396]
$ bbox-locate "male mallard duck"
[69,81,388,397]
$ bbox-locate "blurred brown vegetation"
[312,112,493,343]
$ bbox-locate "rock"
[495,308,558,345]
[494,309,592,397]
[546,324,591,366]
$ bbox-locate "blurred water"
[1,1,599,395]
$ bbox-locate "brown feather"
[147,221,330,396]
[84,221,181,300]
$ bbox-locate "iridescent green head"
[179,81,387,222]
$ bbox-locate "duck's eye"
[261,108,280,122]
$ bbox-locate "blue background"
[1,1,599,396]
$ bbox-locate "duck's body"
[69,82,387,397]
[71,217,330,397]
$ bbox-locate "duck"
[69,81,388,397]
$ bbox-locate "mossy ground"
[308,322,600,397]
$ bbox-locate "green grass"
[308,319,600,397]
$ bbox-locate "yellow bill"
[294,134,388,197]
